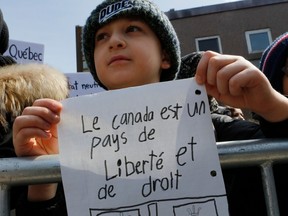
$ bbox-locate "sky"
[0,0,241,73]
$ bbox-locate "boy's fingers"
[21,106,61,125]
[196,51,224,85]
[195,51,214,84]
[196,51,247,90]
[32,98,63,113]
[13,114,55,132]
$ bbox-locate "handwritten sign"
[65,72,105,97]
[58,78,229,216]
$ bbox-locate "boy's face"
[93,18,171,90]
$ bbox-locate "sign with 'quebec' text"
[58,78,229,216]
[4,39,44,64]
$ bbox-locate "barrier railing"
[1,138,288,216]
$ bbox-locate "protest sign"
[66,72,104,97]
[4,39,44,64]
[58,78,229,216]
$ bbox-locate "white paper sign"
[59,78,229,216]
[65,72,105,97]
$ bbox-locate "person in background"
[256,31,288,137]
[257,31,288,216]
[11,0,288,215]
[0,8,21,212]
[0,8,69,214]
[0,8,17,155]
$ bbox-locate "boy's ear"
[161,51,171,69]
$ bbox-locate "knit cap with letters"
[83,0,181,89]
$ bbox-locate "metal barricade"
[0,138,288,216]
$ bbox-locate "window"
[245,29,272,54]
[195,36,222,53]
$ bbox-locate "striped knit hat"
[259,32,288,94]
[83,0,181,89]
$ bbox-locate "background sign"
[66,72,105,97]
[4,39,44,64]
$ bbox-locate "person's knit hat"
[0,9,16,66]
[0,9,9,55]
[259,32,288,94]
[83,0,181,89]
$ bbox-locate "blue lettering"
[8,44,43,62]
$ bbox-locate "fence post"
[261,162,280,216]
[0,184,10,216]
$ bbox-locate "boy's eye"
[126,25,141,33]
[95,33,108,42]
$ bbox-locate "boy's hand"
[13,98,62,157]
[12,98,62,201]
[195,51,288,121]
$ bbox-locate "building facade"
[166,0,288,66]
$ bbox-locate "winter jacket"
[0,63,68,215]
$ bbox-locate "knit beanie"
[0,9,9,54]
[83,0,181,89]
[259,32,288,94]
[0,9,16,66]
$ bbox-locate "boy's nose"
[109,33,126,49]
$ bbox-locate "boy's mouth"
[108,55,130,65]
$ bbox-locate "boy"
[12,0,288,215]
[13,0,180,214]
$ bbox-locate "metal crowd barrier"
[0,138,288,216]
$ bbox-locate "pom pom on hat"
[83,0,181,89]
[259,32,288,93]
